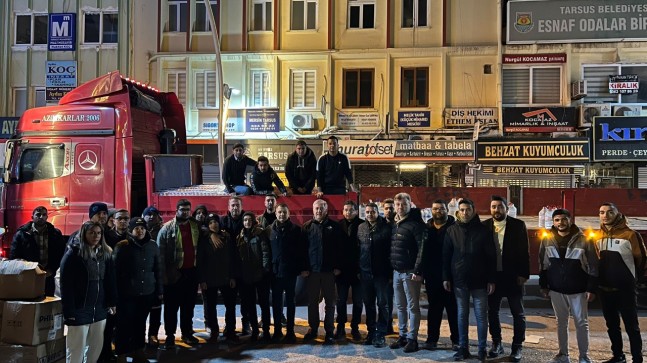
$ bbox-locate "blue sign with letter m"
[48,13,76,51]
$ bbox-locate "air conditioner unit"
[286,112,314,130]
[578,103,611,128]
[432,135,456,141]
[612,105,642,116]
[408,135,431,141]
[571,80,588,100]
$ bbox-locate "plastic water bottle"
[448,198,458,216]
[538,207,546,228]
[508,203,517,218]
[545,207,555,229]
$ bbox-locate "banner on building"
[502,53,567,64]
[502,107,577,133]
[482,165,575,174]
[46,61,77,102]
[507,0,647,43]
[609,74,639,94]
[593,116,647,161]
[398,111,431,127]
[328,139,474,162]
[0,117,19,139]
[246,108,280,132]
[338,112,380,128]
[476,138,590,163]
[48,13,76,51]
[444,108,498,127]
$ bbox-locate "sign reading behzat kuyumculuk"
[502,107,577,133]
[476,138,590,163]
[507,0,647,43]
[593,116,647,161]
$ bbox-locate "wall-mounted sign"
[507,0,647,44]
[330,139,474,162]
[444,108,498,127]
[0,117,19,138]
[46,60,77,102]
[338,112,380,127]
[398,111,431,127]
[609,74,639,94]
[476,138,590,163]
[502,107,577,133]
[593,116,647,161]
[482,165,575,174]
[246,108,280,132]
[199,109,246,134]
[48,13,76,51]
[502,53,567,64]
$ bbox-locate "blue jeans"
[362,276,390,336]
[336,279,363,331]
[234,185,252,195]
[455,287,488,351]
[393,271,422,340]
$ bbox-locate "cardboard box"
[0,336,65,363]
[0,259,46,300]
[1,297,64,346]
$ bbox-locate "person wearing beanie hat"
[89,202,109,224]
[222,143,256,195]
[539,209,599,363]
[113,217,163,363]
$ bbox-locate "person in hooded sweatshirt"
[236,212,272,342]
[61,221,116,363]
[443,198,496,362]
[284,140,317,195]
[113,218,163,363]
[193,204,209,227]
[595,203,646,363]
[251,156,288,196]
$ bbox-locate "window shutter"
[583,66,619,103]
[532,68,560,104]
[196,73,205,108]
[503,69,529,104]
[291,71,305,108]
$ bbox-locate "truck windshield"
[15,146,65,183]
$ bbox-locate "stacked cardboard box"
[0,259,64,363]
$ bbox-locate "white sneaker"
[549,354,571,363]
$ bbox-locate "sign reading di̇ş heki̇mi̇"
[507,0,647,44]
[502,107,577,133]
[476,138,590,163]
[398,111,430,127]
[246,108,280,132]
[46,60,77,102]
[444,108,498,127]
[593,116,647,161]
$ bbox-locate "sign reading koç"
[398,111,431,127]
[46,60,77,102]
[328,140,474,162]
[444,108,498,127]
[477,139,590,163]
[609,74,639,94]
[593,116,647,161]
[338,112,380,127]
[48,13,76,51]
[246,108,280,132]
[507,0,647,43]
[503,107,577,133]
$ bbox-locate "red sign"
[502,53,567,64]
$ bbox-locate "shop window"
[291,0,317,30]
[195,71,218,108]
[349,0,375,29]
[251,70,271,107]
[583,64,647,104]
[83,11,118,44]
[502,66,561,105]
[168,0,188,32]
[15,14,48,45]
[402,0,428,28]
[195,0,219,32]
[167,71,187,107]
[13,88,47,117]
[251,0,272,31]
[343,69,374,108]
[291,70,316,109]
[401,67,428,107]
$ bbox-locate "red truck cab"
[0,72,186,255]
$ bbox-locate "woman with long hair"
[60,221,117,363]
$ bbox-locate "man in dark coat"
[257,194,277,228]
[482,195,530,362]
[316,135,355,197]
[284,140,317,195]
[10,206,65,296]
[251,156,288,196]
[222,143,257,195]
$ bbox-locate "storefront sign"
[46,61,77,102]
[0,117,19,139]
[483,165,575,174]
[593,116,647,161]
[246,108,280,132]
[476,139,590,163]
[200,109,245,134]
[48,13,76,51]
[338,112,380,127]
[507,0,647,44]
[502,53,567,64]
[609,74,639,94]
[398,111,431,127]
[332,139,474,162]
[503,107,577,133]
[444,108,498,127]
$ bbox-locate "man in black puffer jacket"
[284,140,317,195]
[389,192,428,353]
[443,198,496,361]
[358,202,392,348]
